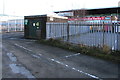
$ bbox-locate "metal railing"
[46,21,120,50]
[0,16,24,33]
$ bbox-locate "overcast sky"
[0,0,120,16]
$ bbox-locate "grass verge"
[37,38,120,63]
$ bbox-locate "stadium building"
[54,7,120,21]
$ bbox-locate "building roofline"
[24,14,68,19]
[54,7,120,13]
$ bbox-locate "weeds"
[37,38,120,63]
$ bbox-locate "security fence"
[46,21,120,50]
[0,15,24,33]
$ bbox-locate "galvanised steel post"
[14,19,16,32]
[102,21,105,47]
[116,23,119,50]
[7,16,9,32]
[67,22,69,42]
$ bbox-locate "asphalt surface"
[1,32,119,79]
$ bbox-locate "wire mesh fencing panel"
[46,21,120,51]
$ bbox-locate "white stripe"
[14,43,32,52]
[32,54,40,59]
[50,58,101,80]
[63,53,80,58]
[14,43,101,79]
[38,54,42,56]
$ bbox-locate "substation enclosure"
[24,15,68,39]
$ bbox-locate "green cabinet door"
[29,19,40,39]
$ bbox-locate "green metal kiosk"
[24,15,47,39]
[24,15,68,39]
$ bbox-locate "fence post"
[102,21,105,47]
[116,22,119,50]
[116,23,118,50]
[15,19,16,32]
[21,19,23,31]
[7,20,9,32]
[67,22,69,42]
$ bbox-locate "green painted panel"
[24,15,47,39]
[28,19,41,38]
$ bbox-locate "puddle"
[7,53,17,62]
[9,63,35,78]
[7,52,35,78]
